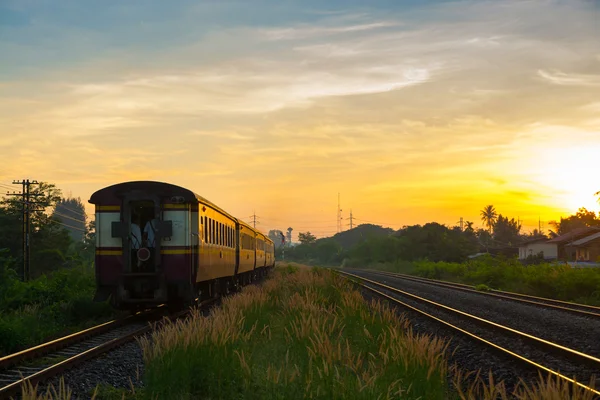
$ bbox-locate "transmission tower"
[249,211,260,228]
[346,209,354,230]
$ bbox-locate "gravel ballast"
[349,269,600,392]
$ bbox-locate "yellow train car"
[90,181,275,310]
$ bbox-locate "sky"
[1,0,600,239]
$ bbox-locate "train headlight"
[138,247,151,262]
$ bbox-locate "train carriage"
[90,181,274,310]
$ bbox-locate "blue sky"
[1,0,599,237]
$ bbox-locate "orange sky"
[1,1,599,239]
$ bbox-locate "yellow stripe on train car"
[161,249,193,255]
[96,250,123,256]
[96,205,121,211]
[163,204,189,210]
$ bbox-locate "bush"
[0,263,114,356]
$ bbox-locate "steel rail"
[350,268,600,318]
[337,270,600,397]
[0,306,165,371]
[0,301,213,399]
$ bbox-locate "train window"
[210,219,214,244]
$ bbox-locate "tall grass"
[139,266,452,399]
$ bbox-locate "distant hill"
[328,224,395,249]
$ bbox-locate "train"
[89,181,275,310]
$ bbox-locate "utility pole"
[349,209,353,230]
[337,193,342,233]
[459,217,463,232]
[8,179,40,281]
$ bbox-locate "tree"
[492,214,522,246]
[548,207,600,236]
[464,221,475,233]
[52,197,87,242]
[298,232,317,245]
[480,205,498,233]
[0,182,73,278]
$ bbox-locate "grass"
[351,255,600,306]
[18,264,599,399]
[139,265,454,399]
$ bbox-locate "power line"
[53,211,87,224]
[249,211,260,229]
[0,183,16,191]
[52,220,87,233]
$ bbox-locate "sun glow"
[535,145,600,214]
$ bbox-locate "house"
[568,231,600,262]
[547,227,600,261]
[518,237,557,260]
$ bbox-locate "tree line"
[280,203,600,266]
[0,182,94,280]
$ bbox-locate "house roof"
[571,231,600,246]
[547,227,600,244]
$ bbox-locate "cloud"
[537,70,600,86]
[259,21,399,41]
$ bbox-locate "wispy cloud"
[537,70,600,86]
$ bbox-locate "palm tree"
[480,205,498,234]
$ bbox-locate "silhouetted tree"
[480,205,498,233]
[0,182,73,277]
[52,197,86,242]
[298,232,317,245]
[493,214,522,246]
[548,207,600,236]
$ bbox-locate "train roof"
[89,180,236,219]
[89,181,272,241]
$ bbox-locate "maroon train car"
[89,181,274,310]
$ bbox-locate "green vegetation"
[0,183,112,356]
[357,256,600,306]
[0,253,114,356]
[139,266,455,399]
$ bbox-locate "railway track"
[0,301,214,399]
[352,268,600,319]
[337,269,600,397]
